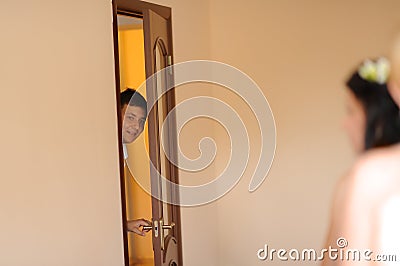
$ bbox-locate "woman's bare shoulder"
[347,144,400,199]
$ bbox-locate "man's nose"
[132,120,140,130]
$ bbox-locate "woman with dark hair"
[343,58,400,152]
[322,58,400,266]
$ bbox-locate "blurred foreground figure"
[322,55,400,266]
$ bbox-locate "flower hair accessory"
[358,57,390,85]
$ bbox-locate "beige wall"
[152,0,400,265]
[0,1,124,265]
[209,0,400,265]
[137,0,400,265]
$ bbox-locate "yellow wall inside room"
[118,28,146,92]
[118,26,154,264]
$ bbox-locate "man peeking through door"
[121,88,151,237]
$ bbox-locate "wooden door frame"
[111,1,182,265]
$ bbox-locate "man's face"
[121,104,146,144]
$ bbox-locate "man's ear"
[121,104,127,115]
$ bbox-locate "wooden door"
[112,1,183,265]
[143,8,182,266]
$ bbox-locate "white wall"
[0,1,124,265]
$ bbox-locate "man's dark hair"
[120,88,147,115]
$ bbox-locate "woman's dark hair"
[120,88,147,116]
[346,70,400,150]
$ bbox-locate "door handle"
[142,220,159,237]
[142,225,153,231]
[163,222,175,230]
[142,222,174,231]
[160,220,175,250]
[144,220,175,250]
